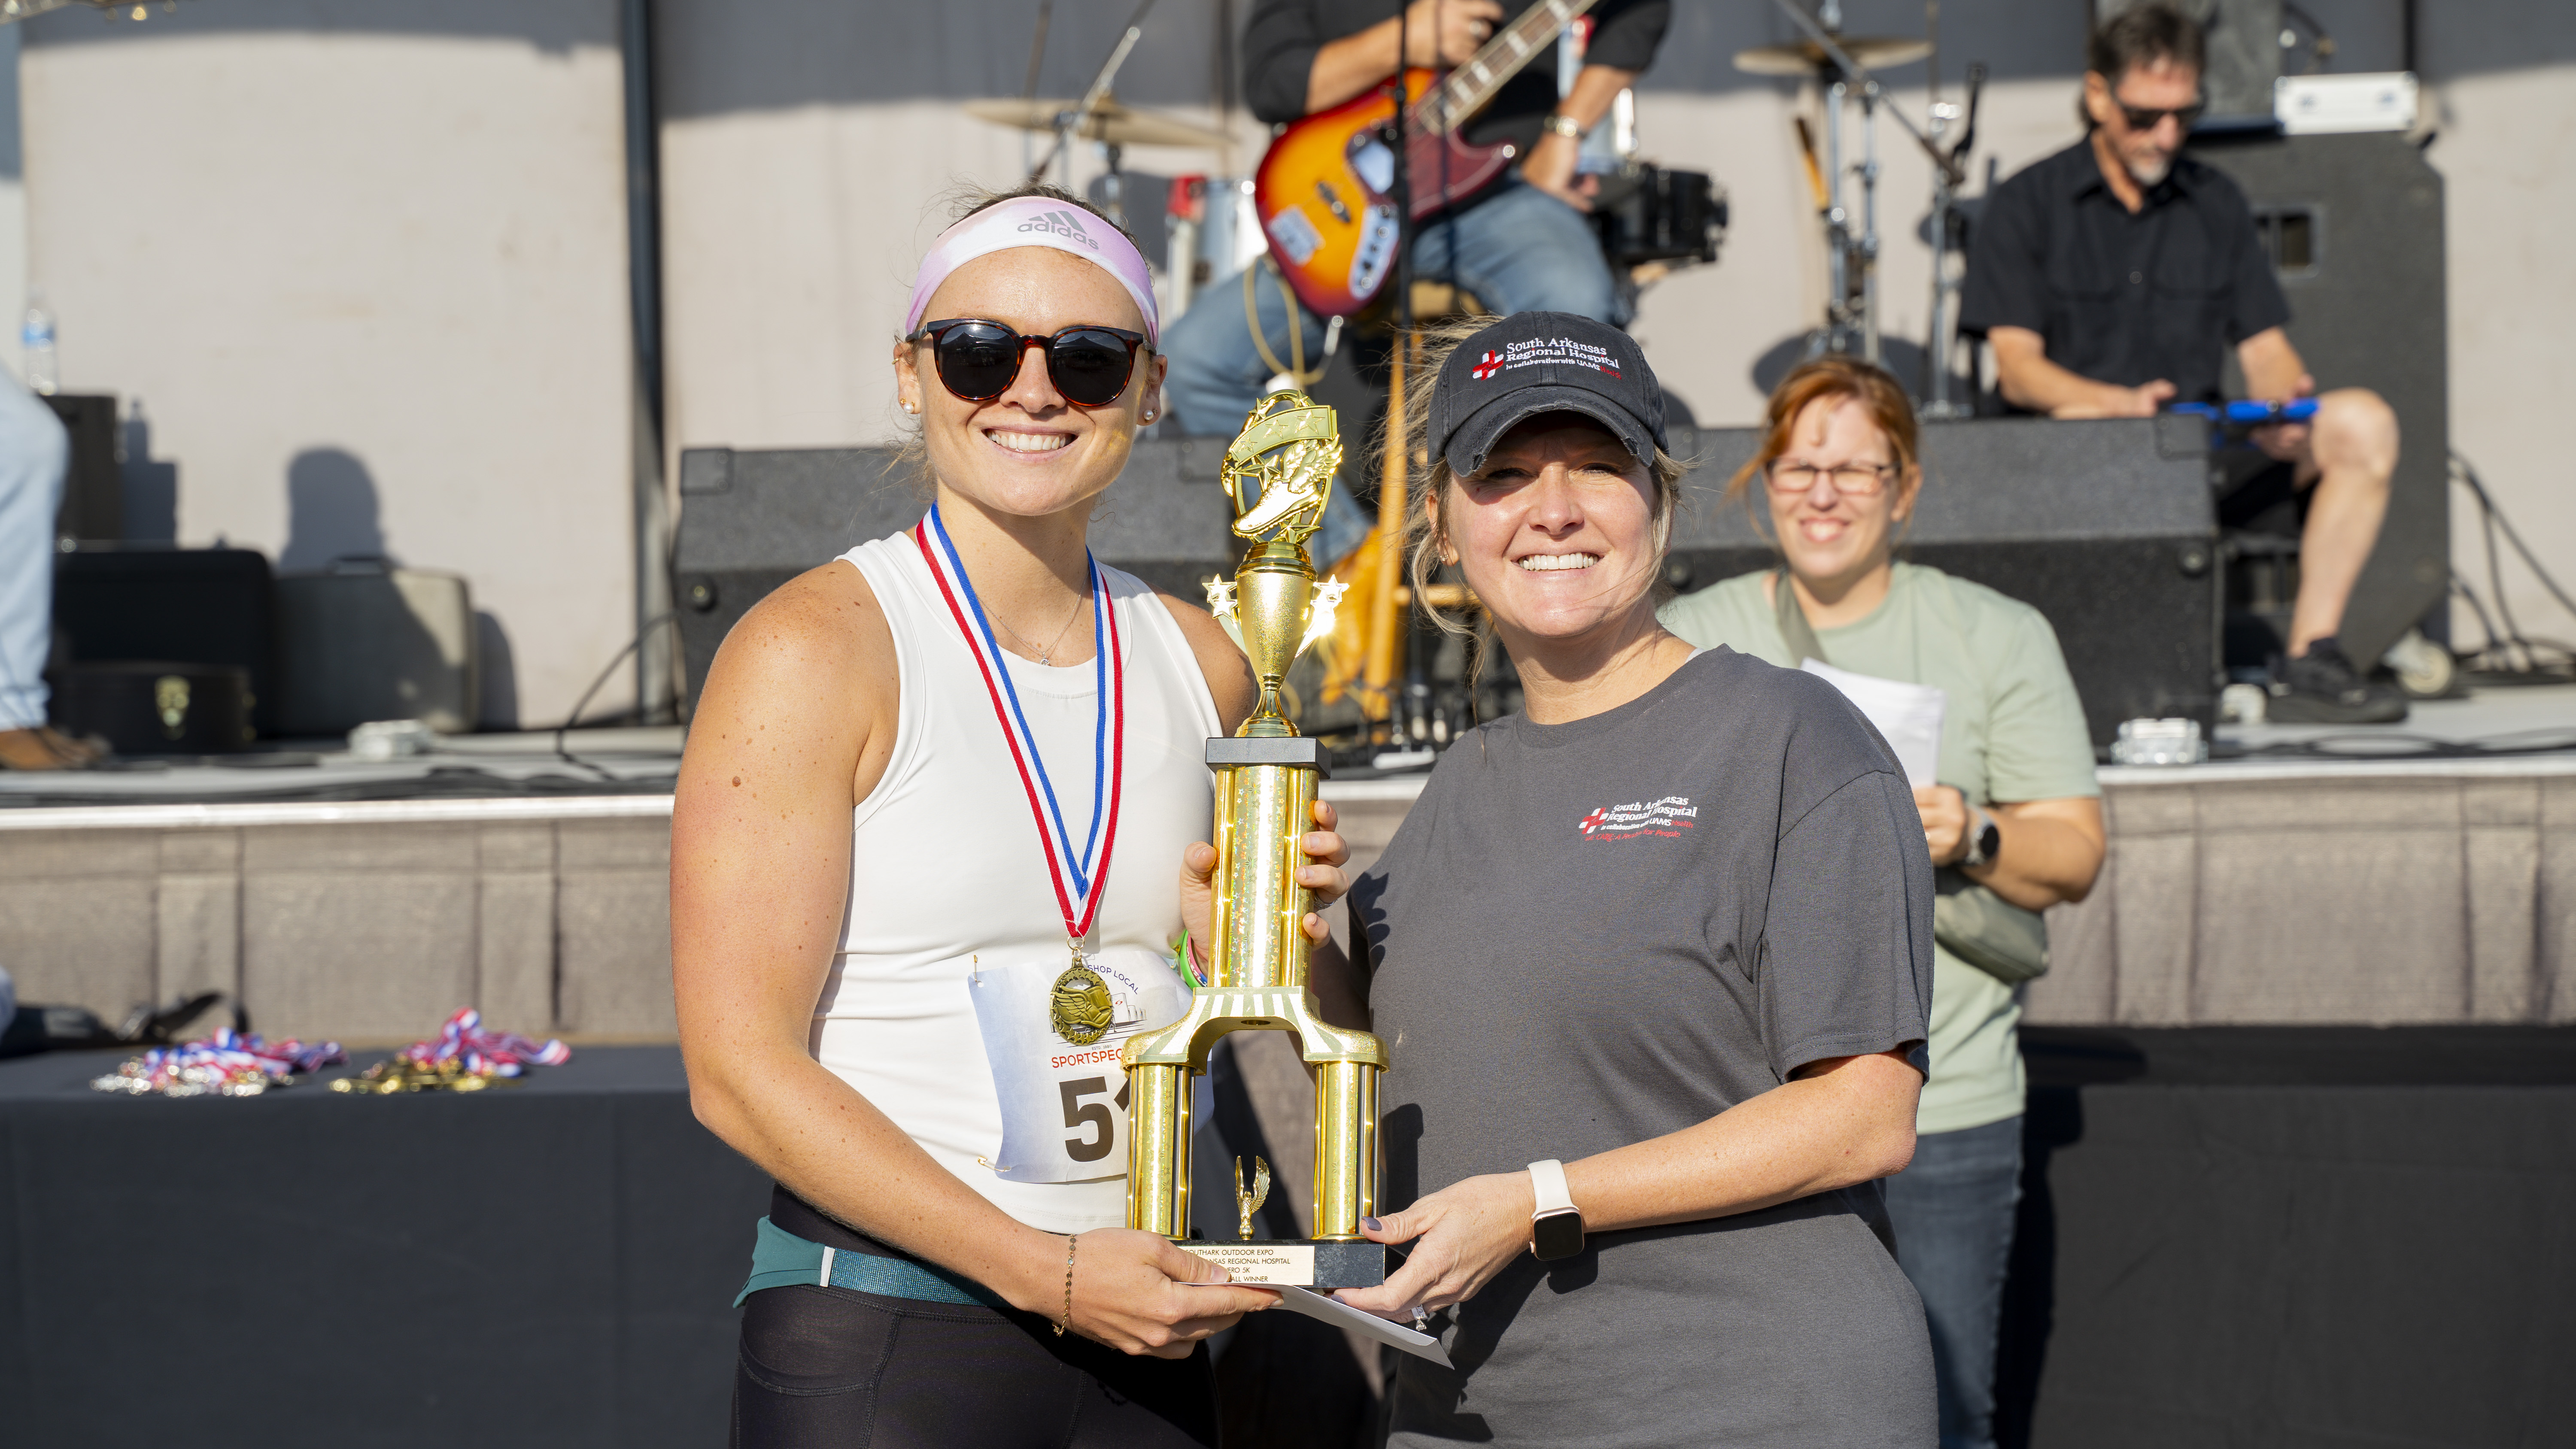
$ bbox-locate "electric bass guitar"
[1254,0,1599,318]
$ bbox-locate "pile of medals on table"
[90,1029,346,1098]
[331,1007,571,1094]
[87,1006,570,1097]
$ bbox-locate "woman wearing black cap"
[1306,312,1938,1446]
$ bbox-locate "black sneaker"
[2266,637,2409,724]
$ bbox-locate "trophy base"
[1182,1239,1385,1289]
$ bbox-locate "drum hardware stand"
[1027,0,1159,195]
[1920,60,1984,420]
[1775,0,1981,398]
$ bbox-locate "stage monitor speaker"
[52,549,279,737]
[671,442,1242,709]
[1665,417,2219,749]
[51,661,254,756]
[677,421,2215,749]
[2189,130,2450,667]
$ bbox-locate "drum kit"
[1739,0,1984,417]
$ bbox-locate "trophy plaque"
[1120,390,1388,1289]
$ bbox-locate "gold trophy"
[1120,391,1388,1288]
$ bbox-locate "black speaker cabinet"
[671,442,1242,708]
[1666,417,2219,748]
[52,661,254,755]
[51,548,278,737]
[2189,130,2451,665]
[677,421,2215,746]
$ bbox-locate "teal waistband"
[735,1216,1009,1311]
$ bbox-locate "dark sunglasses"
[907,318,1149,409]
[2114,96,2206,131]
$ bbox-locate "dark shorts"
[2212,443,2311,537]
[733,1188,1218,1449]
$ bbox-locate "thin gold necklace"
[991,587,1088,666]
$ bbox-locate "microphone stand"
[1028,0,1160,191]
[1363,0,1415,731]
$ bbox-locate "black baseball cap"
[1427,311,1667,477]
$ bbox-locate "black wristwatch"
[1960,804,2001,870]
[1528,1159,1585,1261]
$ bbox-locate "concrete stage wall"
[2,758,2572,1043]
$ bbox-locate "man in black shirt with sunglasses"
[1961,3,2406,723]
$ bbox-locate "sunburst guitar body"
[1252,70,1517,319]
[1250,0,1597,318]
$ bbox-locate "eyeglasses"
[2113,96,2206,132]
[1765,459,1898,496]
[906,318,1150,409]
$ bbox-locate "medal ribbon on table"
[914,505,1127,966]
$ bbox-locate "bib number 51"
[1059,1076,1131,1164]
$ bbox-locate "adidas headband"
[904,197,1160,345]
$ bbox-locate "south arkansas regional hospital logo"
[1578,796,1697,840]
[1494,336,1622,378]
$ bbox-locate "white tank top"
[817,529,1223,1234]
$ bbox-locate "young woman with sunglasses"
[673,185,1342,1447]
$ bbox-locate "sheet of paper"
[1182,1282,1452,1366]
[1801,658,1947,787]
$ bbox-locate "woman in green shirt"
[1661,355,2105,1449]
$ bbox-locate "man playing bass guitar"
[1162,0,1670,558]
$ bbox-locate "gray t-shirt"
[1349,649,1937,1448]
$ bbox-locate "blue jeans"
[1883,1114,2023,1449]
[0,374,67,730]
[1160,179,1622,570]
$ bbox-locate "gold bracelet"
[1055,1232,1077,1337]
[1542,112,1586,140]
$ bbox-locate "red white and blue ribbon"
[91,1028,348,1097]
[914,504,1127,945]
[394,1007,571,1077]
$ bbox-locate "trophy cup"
[1120,390,1388,1289]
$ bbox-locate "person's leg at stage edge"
[1883,1114,2023,1449]
[0,375,100,772]
[1413,177,1625,324]
[2268,386,2404,724]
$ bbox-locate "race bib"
[968,945,1191,1184]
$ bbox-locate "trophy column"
[1118,388,1388,1288]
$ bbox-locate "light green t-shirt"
[1660,562,2099,1134]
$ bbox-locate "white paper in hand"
[1281,1287,1453,1367]
[1801,658,1947,787]
[1182,1282,1452,1366]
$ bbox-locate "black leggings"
[731,1189,1218,1449]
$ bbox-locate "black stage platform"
[3,1033,2567,1446]
[2002,1026,2576,1449]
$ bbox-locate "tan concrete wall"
[0,813,675,1042]
[16,4,639,727]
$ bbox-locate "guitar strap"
[1246,258,1325,388]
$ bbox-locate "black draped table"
[0,1045,768,1447]
[4,1031,2571,1446]
[2002,1027,2576,1449]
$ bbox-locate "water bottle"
[21,288,56,396]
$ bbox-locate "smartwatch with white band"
[1527,1158,1585,1261]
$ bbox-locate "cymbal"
[1733,36,1933,78]
[964,96,1232,150]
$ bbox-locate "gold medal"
[1048,956,1114,1045]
